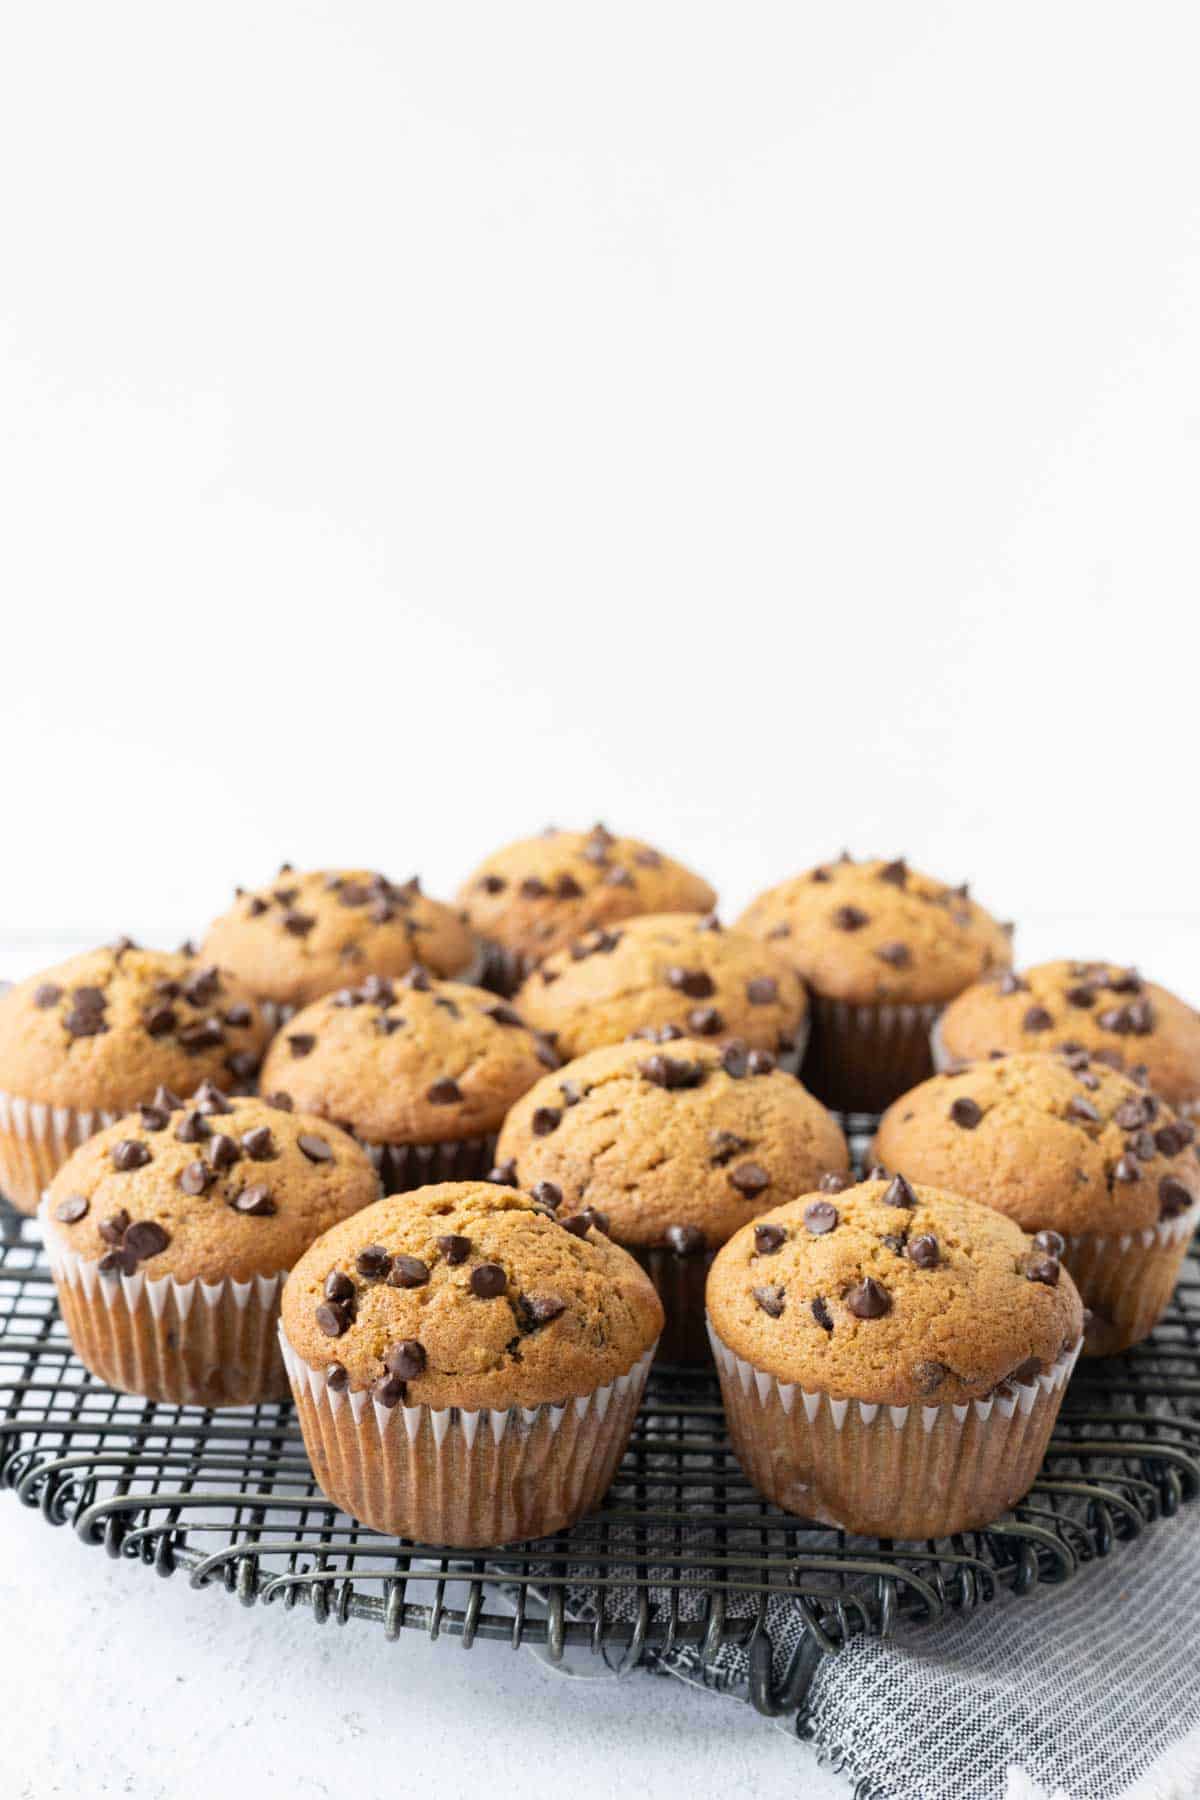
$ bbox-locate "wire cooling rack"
[3,1174,1199,1718]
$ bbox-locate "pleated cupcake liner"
[358,1132,499,1195]
[1063,1202,1200,1356]
[801,995,944,1115]
[632,1245,716,1365]
[708,1317,1081,1541]
[39,1196,289,1406]
[279,1327,656,1547]
[0,1088,124,1216]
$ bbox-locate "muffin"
[279,1182,663,1545]
[936,960,1200,1115]
[258,972,556,1193]
[874,1052,1200,1355]
[201,866,481,1021]
[736,856,1013,1114]
[458,824,717,993]
[41,1087,379,1404]
[496,1038,849,1363]
[0,943,271,1215]
[513,913,807,1066]
[707,1177,1083,1539]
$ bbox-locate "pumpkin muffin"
[736,855,1013,1114]
[707,1177,1083,1539]
[496,1038,849,1362]
[42,1087,379,1404]
[0,943,271,1214]
[513,913,807,1065]
[458,824,717,993]
[936,960,1200,1115]
[279,1182,663,1544]
[201,866,480,1019]
[258,972,556,1193]
[875,1051,1200,1355]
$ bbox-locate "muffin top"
[458,824,716,964]
[706,1177,1083,1408]
[496,1038,849,1251]
[0,944,270,1110]
[280,1182,664,1409]
[44,1088,379,1283]
[258,973,557,1145]
[938,961,1200,1108]
[201,866,478,1009]
[875,1052,1200,1237]
[514,913,807,1062]
[735,855,1012,1005]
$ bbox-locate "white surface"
[1,1,1200,945]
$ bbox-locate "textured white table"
[1,925,1195,1799]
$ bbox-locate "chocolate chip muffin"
[0,943,271,1214]
[496,1038,849,1363]
[258,971,556,1193]
[458,824,717,993]
[513,913,807,1066]
[280,1182,663,1545]
[201,866,480,1018]
[936,960,1200,1115]
[707,1177,1083,1539]
[42,1086,379,1404]
[736,856,1013,1114]
[874,1051,1200,1355]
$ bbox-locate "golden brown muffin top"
[280,1182,664,1409]
[458,824,716,963]
[44,1088,379,1283]
[875,1052,1200,1236]
[706,1178,1083,1407]
[735,855,1012,1005]
[938,960,1200,1108]
[201,866,478,1009]
[497,1038,849,1250]
[513,913,806,1062]
[0,945,270,1110]
[259,973,557,1145]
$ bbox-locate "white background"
[2,4,1198,1796]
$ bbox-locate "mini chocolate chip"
[298,1133,333,1163]
[746,977,779,1005]
[231,1185,276,1216]
[389,1255,430,1288]
[754,1222,788,1254]
[520,875,549,899]
[384,1339,426,1379]
[811,1295,833,1332]
[522,1292,567,1325]
[196,1082,232,1115]
[485,1004,525,1027]
[747,1049,776,1075]
[178,1161,214,1196]
[604,865,634,887]
[224,1002,253,1028]
[532,1181,562,1211]
[803,1200,838,1235]
[487,1159,520,1187]
[560,1209,608,1238]
[225,1051,261,1085]
[531,1105,563,1135]
[372,1372,406,1408]
[866,1163,889,1180]
[1155,1124,1189,1157]
[138,1103,170,1132]
[687,1006,725,1036]
[175,1109,210,1144]
[881,1174,916,1209]
[1024,1255,1060,1286]
[282,911,317,937]
[480,873,506,894]
[34,982,62,1008]
[324,1269,355,1303]
[666,1224,707,1255]
[666,967,715,999]
[98,1246,138,1276]
[846,1277,891,1318]
[142,1004,177,1037]
[1023,1006,1053,1032]
[267,1091,294,1112]
[709,1130,750,1166]
[325,1362,349,1390]
[177,1018,225,1051]
[54,1194,89,1224]
[875,942,911,967]
[71,986,106,1012]
[729,1162,769,1197]
[1130,1130,1157,1161]
[356,1244,393,1279]
[1033,1229,1066,1257]
[877,858,908,887]
[242,1126,277,1161]
[470,1262,507,1298]
[907,1233,939,1269]
[720,1042,750,1078]
[1160,1177,1194,1220]
[833,906,869,931]
[111,1139,151,1172]
[1065,985,1096,1008]
[208,1133,241,1170]
[753,1284,785,1318]
[950,1097,982,1130]
[639,1055,705,1090]
[98,1209,131,1246]
[818,1171,850,1194]
[1066,1096,1101,1125]
[437,1234,471,1264]
[287,1034,317,1058]
[1112,1154,1141,1183]
[911,1359,948,1394]
[125,1220,170,1260]
[426,1078,463,1105]
[65,1006,108,1038]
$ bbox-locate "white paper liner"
[279,1325,656,1546]
[708,1314,1081,1540]
[1062,1201,1200,1355]
[39,1195,290,1405]
[0,1088,124,1216]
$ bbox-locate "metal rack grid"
[2,1191,1199,1717]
